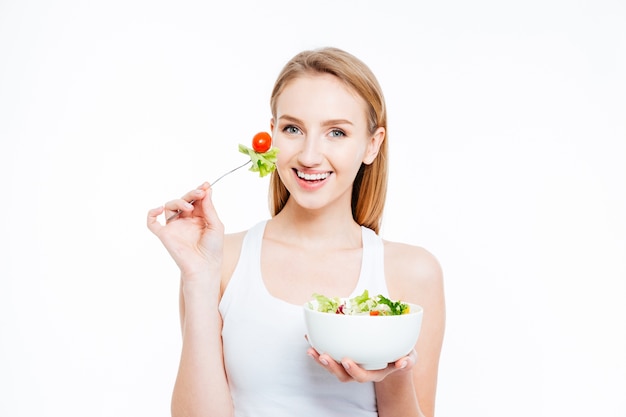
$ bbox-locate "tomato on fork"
[252,131,272,153]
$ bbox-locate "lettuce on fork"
[238,144,279,177]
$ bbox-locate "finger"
[306,348,352,382]
[164,184,209,217]
[318,354,352,382]
[393,349,417,370]
[147,206,164,235]
[339,358,372,382]
[184,182,210,216]
[180,185,208,204]
[306,347,320,360]
[162,182,211,219]
[164,198,196,219]
[340,358,397,383]
[199,186,224,233]
[197,181,210,191]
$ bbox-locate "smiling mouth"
[295,170,331,181]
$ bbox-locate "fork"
[166,159,252,222]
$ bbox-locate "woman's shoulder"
[223,228,247,260]
[223,220,268,260]
[383,240,442,279]
[219,219,271,293]
[382,239,444,303]
[220,230,248,291]
[224,229,247,250]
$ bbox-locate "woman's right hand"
[147,182,224,280]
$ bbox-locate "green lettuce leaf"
[238,144,279,177]
[309,293,341,313]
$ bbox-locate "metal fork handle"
[166,159,251,222]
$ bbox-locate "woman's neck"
[268,201,362,250]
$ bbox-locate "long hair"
[268,47,388,234]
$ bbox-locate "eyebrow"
[278,114,354,127]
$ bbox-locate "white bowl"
[303,301,423,370]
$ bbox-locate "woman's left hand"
[306,346,417,383]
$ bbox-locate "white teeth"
[297,171,330,181]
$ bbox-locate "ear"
[362,127,385,165]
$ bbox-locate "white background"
[1,0,625,416]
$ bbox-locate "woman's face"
[270,73,384,212]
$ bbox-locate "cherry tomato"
[252,131,272,153]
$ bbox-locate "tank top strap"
[350,226,389,298]
[219,220,267,318]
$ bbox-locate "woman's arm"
[377,242,446,417]
[172,272,232,417]
[147,183,234,417]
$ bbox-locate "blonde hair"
[268,47,388,234]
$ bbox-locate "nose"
[297,134,323,167]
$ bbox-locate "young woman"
[147,47,445,417]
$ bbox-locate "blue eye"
[329,129,346,138]
[283,125,301,135]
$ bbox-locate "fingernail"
[400,361,408,369]
[342,361,350,370]
[184,202,193,209]
[320,358,329,366]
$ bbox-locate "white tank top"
[219,220,389,417]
